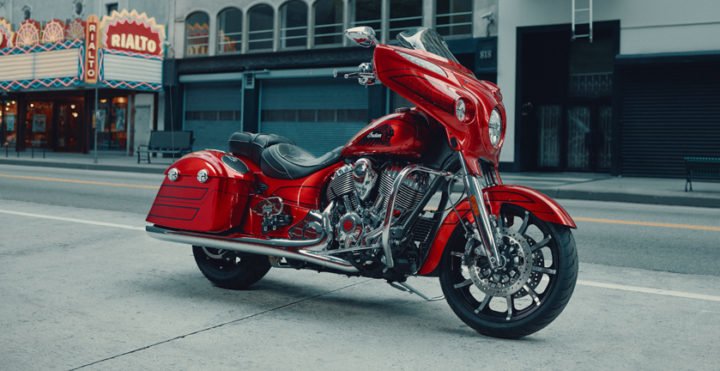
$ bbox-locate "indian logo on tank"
[359,124,394,145]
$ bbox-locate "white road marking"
[578,280,720,303]
[3,208,720,303]
[0,209,145,231]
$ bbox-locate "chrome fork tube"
[458,153,503,269]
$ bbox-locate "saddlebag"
[146,150,254,233]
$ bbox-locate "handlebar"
[333,63,376,86]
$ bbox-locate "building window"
[248,4,274,52]
[105,2,118,15]
[22,5,31,20]
[74,0,84,17]
[352,0,381,35]
[280,0,308,49]
[435,0,473,37]
[185,11,210,57]
[217,7,242,54]
[389,0,422,40]
[314,0,343,46]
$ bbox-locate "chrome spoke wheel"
[439,204,578,338]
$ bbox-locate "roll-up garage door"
[259,78,369,156]
[619,62,720,177]
[184,82,243,151]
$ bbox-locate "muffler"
[146,225,359,273]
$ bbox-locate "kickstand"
[388,281,445,302]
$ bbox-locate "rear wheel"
[192,246,271,290]
[439,204,578,338]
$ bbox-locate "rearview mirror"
[345,27,377,48]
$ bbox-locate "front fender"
[417,184,575,276]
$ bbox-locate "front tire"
[193,246,271,290]
[439,205,578,338]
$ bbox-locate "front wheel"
[193,246,271,290]
[439,204,578,338]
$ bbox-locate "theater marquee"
[0,10,165,92]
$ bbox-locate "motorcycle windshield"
[396,28,459,64]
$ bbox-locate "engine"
[325,158,430,270]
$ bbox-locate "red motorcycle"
[146,27,578,338]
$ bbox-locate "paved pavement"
[0,198,718,370]
[2,151,719,208]
[1,166,719,369]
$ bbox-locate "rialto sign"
[100,10,165,57]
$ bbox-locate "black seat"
[228,132,293,164]
[261,143,343,180]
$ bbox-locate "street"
[1,164,719,370]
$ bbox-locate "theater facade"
[0,10,164,154]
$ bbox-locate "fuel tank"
[341,109,429,158]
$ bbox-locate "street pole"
[94,87,98,164]
[0,91,6,151]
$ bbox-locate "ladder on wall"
[572,0,593,42]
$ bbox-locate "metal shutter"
[619,63,720,177]
[259,78,369,156]
[184,82,243,151]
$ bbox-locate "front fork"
[458,153,504,269]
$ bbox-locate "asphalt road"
[1,165,719,370]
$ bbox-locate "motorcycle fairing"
[417,184,576,275]
[373,44,506,175]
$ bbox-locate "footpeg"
[388,281,444,302]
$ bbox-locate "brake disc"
[465,229,534,297]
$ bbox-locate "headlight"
[488,108,502,147]
[196,169,209,183]
[455,99,466,121]
[455,98,474,122]
[167,168,179,182]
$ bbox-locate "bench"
[684,156,720,192]
[137,131,193,164]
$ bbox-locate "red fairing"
[342,109,430,158]
[373,44,506,174]
[417,185,576,275]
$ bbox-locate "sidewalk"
[2,151,719,208]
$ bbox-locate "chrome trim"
[147,225,358,273]
[458,153,502,269]
[381,164,453,269]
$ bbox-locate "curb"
[536,188,720,209]
[0,158,167,174]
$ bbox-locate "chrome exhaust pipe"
[146,225,359,273]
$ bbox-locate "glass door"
[54,101,83,152]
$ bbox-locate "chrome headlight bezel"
[488,108,502,147]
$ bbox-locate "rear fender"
[417,184,575,275]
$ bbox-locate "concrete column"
[273,5,280,51]
[422,0,434,28]
[307,1,314,49]
[380,0,389,43]
[242,10,249,53]
[208,11,217,56]
[342,0,350,46]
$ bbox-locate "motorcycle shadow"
[133,269,458,331]
[135,269,546,341]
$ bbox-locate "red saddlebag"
[146,150,253,233]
